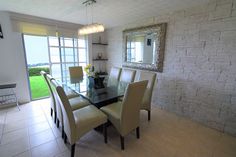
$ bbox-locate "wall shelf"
[96,72,108,75]
[92,43,108,46]
[93,59,108,61]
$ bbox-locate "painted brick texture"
[105,1,236,136]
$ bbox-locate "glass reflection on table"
[61,77,128,108]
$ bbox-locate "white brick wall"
[105,1,236,136]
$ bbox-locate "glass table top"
[60,77,128,107]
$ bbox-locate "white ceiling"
[0,0,209,28]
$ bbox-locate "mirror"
[123,23,167,72]
[126,33,157,64]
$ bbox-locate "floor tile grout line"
[29,102,58,156]
[38,101,59,137]
[38,100,71,156]
[0,102,56,156]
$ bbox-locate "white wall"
[105,1,236,136]
[0,11,30,103]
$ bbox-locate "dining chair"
[45,74,74,124]
[40,71,56,121]
[101,80,148,150]
[50,79,89,136]
[107,67,121,86]
[138,71,157,121]
[119,68,136,83]
[55,82,108,157]
[118,68,136,101]
[69,66,84,83]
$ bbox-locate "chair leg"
[56,118,60,128]
[103,123,107,143]
[64,133,67,144]
[148,110,151,121]
[62,126,64,138]
[120,135,124,150]
[54,111,57,123]
[71,144,75,157]
[50,108,53,117]
[136,127,140,139]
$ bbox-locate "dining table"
[60,76,128,108]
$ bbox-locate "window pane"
[78,39,86,48]
[62,48,75,62]
[131,42,135,48]
[74,39,78,47]
[78,49,86,62]
[51,64,61,80]
[49,37,59,46]
[50,47,60,63]
[64,38,73,47]
[60,37,64,47]
[127,41,131,48]
[74,49,78,62]
[79,62,86,66]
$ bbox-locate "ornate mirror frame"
[122,23,167,72]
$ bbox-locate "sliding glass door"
[24,34,88,100]
[24,35,50,100]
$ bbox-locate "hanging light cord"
[92,1,94,24]
[79,0,104,35]
[86,2,88,26]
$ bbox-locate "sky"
[24,35,49,65]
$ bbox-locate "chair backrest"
[51,79,76,144]
[47,74,64,124]
[107,67,121,86]
[40,71,56,110]
[119,69,136,83]
[45,74,56,106]
[120,80,148,136]
[138,71,156,92]
[40,71,51,94]
[69,66,84,83]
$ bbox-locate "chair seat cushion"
[73,105,107,138]
[66,91,78,99]
[63,86,78,99]
[69,97,89,110]
[100,102,122,132]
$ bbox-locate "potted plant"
[84,64,104,89]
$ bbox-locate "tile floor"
[0,98,236,157]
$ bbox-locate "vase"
[88,76,105,89]
[88,76,95,89]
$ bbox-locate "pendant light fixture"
[78,0,104,35]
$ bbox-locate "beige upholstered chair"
[119,69,136,83]
[107,67,121,86]
[50,79,89,135]
[118,69,136,101]
[101,80,148,150]
[138,71,157,121]
[40,71,56,121]
[69,66,84,83]
[55,83,107,157]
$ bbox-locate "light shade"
[78,23,104,35]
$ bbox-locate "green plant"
[28,67,50,76]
